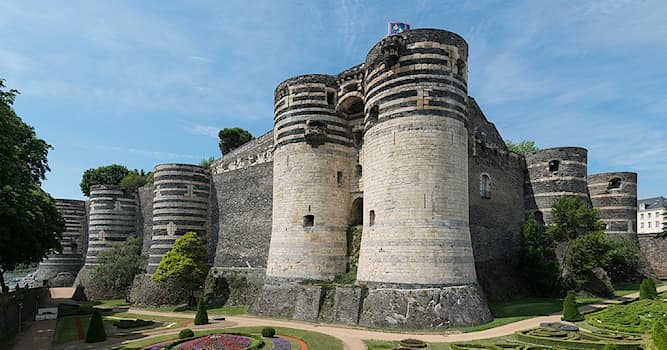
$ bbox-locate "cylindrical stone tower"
[36,199,86,286]
[357,29,475,286]
[148,164,210,273]
[265,74,353,281]
[588,172,638,240]
[84,185,136,267]
[524,147,589,224]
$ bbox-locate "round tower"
[265,74,353,281]
[148,163,210,274]
[36,199,86,286]
[524,147,589,224]
[84,185,136,267]
[357,29,475,287]
[588,172,637,240]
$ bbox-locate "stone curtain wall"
[137,185,154,257]
[466,99,527,300]
[639,234,667,279]
[588,172,638,240]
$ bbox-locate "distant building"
[638,196,666,234]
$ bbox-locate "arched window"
[608,178,622,190]
[368,105,379,123]
[480,173,491,199]
[369,210,375,226]
[548,160,560,172]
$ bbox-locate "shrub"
[399,339,427,348]
[85,309,107,343]
[654,322,667,350]
[603,344,617,350]
[194,298,209,325]
[562,291,584,322]
[179,328,194,339]
[261,327,276,337]
[640,278,658,300]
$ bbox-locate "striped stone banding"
[84,185,136,267]
[37,198,86,281]
[148,164,210,274]
[588,172,638,238]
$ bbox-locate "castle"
[36,28,666,329]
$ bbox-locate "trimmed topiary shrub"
[654,322,667,350]
[85,309,107,343]
[399,338,427,348]
[261,327,276,337]
[562,291,584,322]
[179,328,195,339]
[194,298,209,325]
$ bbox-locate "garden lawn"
[585,291,667,333]
[55,315,116,344]
[136,304,248,316]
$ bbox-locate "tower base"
[250,282,492,329]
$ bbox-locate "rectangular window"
[641,222,644,228]
[657,221,660,227]
[303,215,314,227]
[648,213,652,218]
[640,213,644,219]
[649,222,652,228]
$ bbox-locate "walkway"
[10,288,74,350]
[122,285,667,350]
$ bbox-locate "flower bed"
[270,337,291,350]
[173,334,254,350]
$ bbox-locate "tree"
[194,297,209,325]
[85,309,107,343]
[89,236,146,300]
[517,216,559,295]
[561,291,584,322]
[151,232,209,304]
[566,231,613,287]
[199,156,216,168]
[505,140,538,155]
[119,169,150,193]
[0,79,65,292]
[80,164,130,196]
[218,127,253,155]
[546,196,606,287]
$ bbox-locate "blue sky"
[1,0,665,200]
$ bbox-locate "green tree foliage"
[0,79,65,292]
[80,164,130,196]
[561,291,584,322]
[151,232,209,302]
[218,127,253,155]
[505,140,538,155]
[517,216,559,295]
[194,297,209,325]
[654,321,667,350]
[262,327,276,338]
[85,309,107,343]
[179,328,194,339]
[566,231,614,287]
[119,169,150,193]
[199,156,216,168]
[546,196,605,242]
[640,278,658,300]
[89,236,146,299]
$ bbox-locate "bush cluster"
[639,278,658,300]
[399,339,427,348]
[179,328,195,339]
[261,327,276,337]
[654,322,667,350]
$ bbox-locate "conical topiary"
[85,309,107,343]
[640,278,657,300]
[647,278,658,299]
[194,298,209,325]
[561,291,584,322]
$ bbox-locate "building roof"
[638,196,667,210]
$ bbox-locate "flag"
[388,22,410,35]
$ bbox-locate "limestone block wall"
[266,74,353,281]
[524,147,589,224]
[639,234,667,279]
[357,29,476,286]
[137,185,154,256]
[84,185,136,267]
[588,172,637,240]
[147,164,210,273]
[36,199,86,285]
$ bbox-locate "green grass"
[613,280,667,297]
[115,326,344,350]
[490,298,564,318]
[585,291,667,333]
[462,316,531,333]
[108,312,191,323]
[95,299,130,307]
[135,304,248,316]
[55,315,90,344]
[365,339,452,349]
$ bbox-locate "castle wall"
[639,234,667,279]
[588,172,638,241]
[357,29,476,286]
[525,147,589,224]
[137,185,154,256]
[36,199,86,286]
[147,164,210,273]
[266,74,352,281]
[466,99,527,300]
[84,185,136,267]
